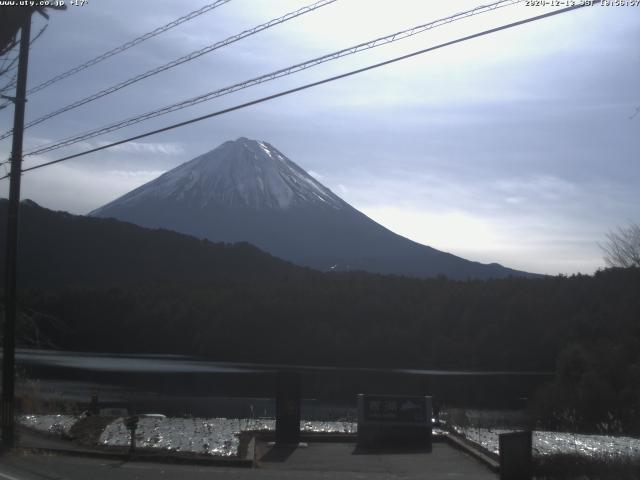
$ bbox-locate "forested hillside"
[2,200,640,432]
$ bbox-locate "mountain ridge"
[0,199,307,289]
[91,137,537,280]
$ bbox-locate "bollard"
[499,431,532,480]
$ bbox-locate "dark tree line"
[2,200,640,432]
[17,268,639,373]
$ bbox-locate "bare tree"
[601,222,640,268]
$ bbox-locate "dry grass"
[16,377,81,415]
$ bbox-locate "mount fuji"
[90,137,532,279]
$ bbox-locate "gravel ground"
[454,426,640,461]
[17,414,355,457]
[21,413,640,462]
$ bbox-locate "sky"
[0,0,638,275]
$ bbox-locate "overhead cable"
[27,0,232,96]
[0,0,598,181]
[0,1,231,111]
[24,0,523,157]
[0,0,337,140]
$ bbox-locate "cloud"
[32,140,184,157]
[0,164,164,215]
[328,170,626,275]
[359,204,605,275]
[361,206,502,251]
[102,141,184,155]
[106,169,165,179]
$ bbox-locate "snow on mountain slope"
[92,138,344,214]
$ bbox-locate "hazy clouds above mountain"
[0,0,638,275]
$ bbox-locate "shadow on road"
[259,445,297,463]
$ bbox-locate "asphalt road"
[3,455,260,480]
[0,443,497,480]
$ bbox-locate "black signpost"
[124,416,139,457]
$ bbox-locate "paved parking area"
[0,438,497,480]
[256,441,497,479]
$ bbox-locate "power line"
[0,74,17,91]
[0,55,19,76]
[30,0,231,96]
[0,1,230,111]
[23,0,523,158]
[1,1,598,181]
[0,0,337,140]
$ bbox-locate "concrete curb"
[442,432,500,472]
[14,429,498,472]
[14,445,255,467]
[246,436,256,464]
[255,432,357,443]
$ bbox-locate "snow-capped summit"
[91,138,535,279]
[92,137,344,214]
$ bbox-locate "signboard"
[357,394,432,451]
[363,396,427,423]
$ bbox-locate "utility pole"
[2,10,32,449]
